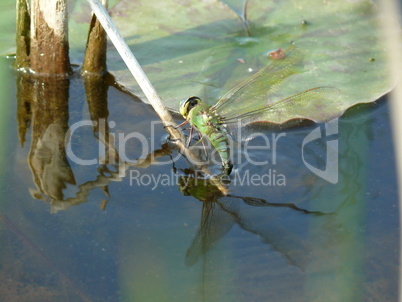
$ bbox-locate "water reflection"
[15,71,223,211]
[17,75,76,201]
[179,172,331,269]
[16,73,119,210]
[12,70,398,301]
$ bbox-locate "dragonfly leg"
[164,120,188,130]
[186,126,194,148]
[165,120,189,142]
[197,132,209,159]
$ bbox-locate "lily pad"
[97,0,399,123]
[4,0,399,124]
[0,0,17,55]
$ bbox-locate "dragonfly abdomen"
[198,115,232,174]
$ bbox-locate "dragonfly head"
[179,96,201,119]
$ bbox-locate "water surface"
[0,60,399,301]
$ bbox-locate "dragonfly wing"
[221,87,344,137]
[185,200,238,266]
[211,43,305,117]
[166,106,180,115]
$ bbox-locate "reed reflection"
[17,75,75,201]
[16,73,121,211]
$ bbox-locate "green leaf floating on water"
[2,0,399,124]
[101,0,398,124]
[0,0,17,56]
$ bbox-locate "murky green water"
[0,57,399,301]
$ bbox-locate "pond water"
[0,57,399,301]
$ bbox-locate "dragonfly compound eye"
[179,96,201,118]
[187,96,201,108]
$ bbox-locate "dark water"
[0,58,399,301]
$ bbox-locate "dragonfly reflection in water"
[179,175,332,267]
[177,43,342,174]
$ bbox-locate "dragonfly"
[177,43,341,175]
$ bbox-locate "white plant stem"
[86,0,182,141]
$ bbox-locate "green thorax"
[186,100,231,167]
[187,102,220,135]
